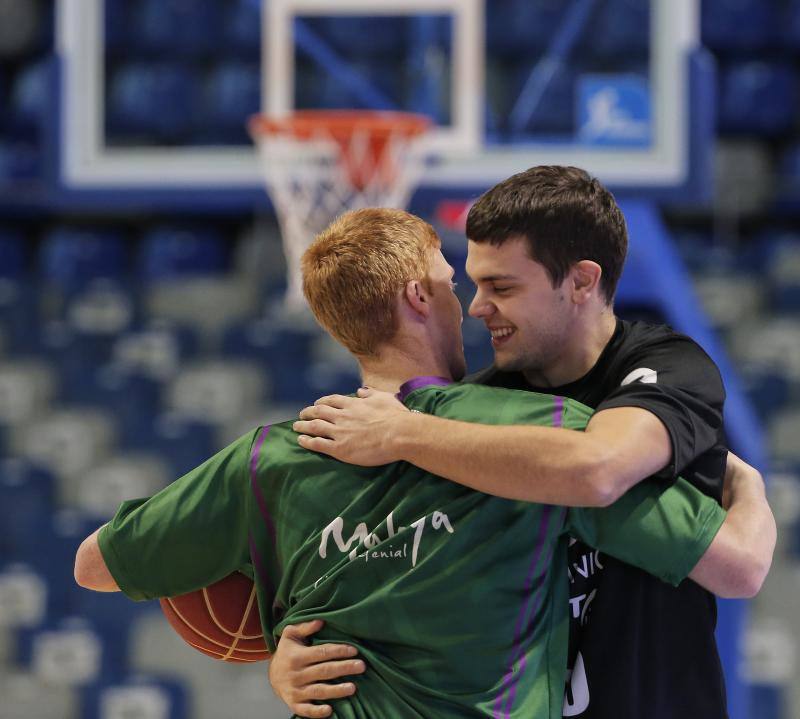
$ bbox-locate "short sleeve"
[566,477,726,587]
[596,336,725,479]
[97,429,259,601]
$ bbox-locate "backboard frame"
[55,0,703,200]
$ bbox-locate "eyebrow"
[473,274,519,283]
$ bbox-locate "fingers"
[296,434,337,453]
[299,404,340,422]
[286,679,358,717]
[298,659,366,685]
[293,419,335,439]
[294,705,332,718]
[314,394,354,409]
[281,619,325,641]
[307,642,359,663]
[356,387,374,398]
[291,702,333,718]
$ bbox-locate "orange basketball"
[159,572,271,663]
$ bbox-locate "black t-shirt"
[468,318,729,719]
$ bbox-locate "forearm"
[689,463,775,598]
[391,412,617,506]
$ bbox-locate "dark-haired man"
[286,167,775,718]
[76,208,768,719]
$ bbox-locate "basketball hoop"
[249,110,431,312]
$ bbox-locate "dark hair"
[465,166,628,304]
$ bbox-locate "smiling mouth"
[490,327,516,347]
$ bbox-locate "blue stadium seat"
[107,63,198,142]
[112,321,200,378]
[739,364,791,420]
[305,363,362,398]
[83,366,163,442]
[0,459,55,561]
[487,0,567,58]
[671,230,738,275]
[0,351,55,414]
[16,615,127,685]
[735,230,778,276]
[223,0,262,59]
[749,683,788,719]
[718,62,797,136]
[198,62,260,144]
[36,321,119,403]
[0,230,27,278]
[40,229,128,291]
[138,225,228,281]
[15,408,118,507]
[777,142,800,200]
[0,277,39,353]
[702,0,778,52]
[64,278,137,335]
[765,235,800,313]
[70,582,155,639]
[130,0,224,58]
[222,319,315,403]
[167,360,267,424]
[126,413,216,479]
[81,675,189,719]
[0,562,49,628]
[76,453,168,519]
[22,512,111,616]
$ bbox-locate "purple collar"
[396,376,453,402]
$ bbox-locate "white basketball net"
[253,121,429,312]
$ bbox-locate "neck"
[358,344,452,393]
[523,308,617,388]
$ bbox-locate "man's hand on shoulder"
[293,388,412,465]
[269,620,366,718]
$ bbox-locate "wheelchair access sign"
[577,75,652,147]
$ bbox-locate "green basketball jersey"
[99,378,725,719]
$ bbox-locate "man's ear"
[570,260,602,304]
[403,279,431,319]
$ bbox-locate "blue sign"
[577,75,652,147]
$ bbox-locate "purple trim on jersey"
[552,395,564,428]
[493,505,555,718]
[249,426,277,547]
[503,506,568,716]
[396,376,452,402]
[494,401,566,717]
[248,531,275,597]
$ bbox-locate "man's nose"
[468,292,493,319]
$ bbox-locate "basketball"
[159,572,271,663]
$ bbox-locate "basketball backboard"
[55,0,710,203]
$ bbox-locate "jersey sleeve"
[595,335,725,479]
[566,477,726,587]
[97,429,260,601]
